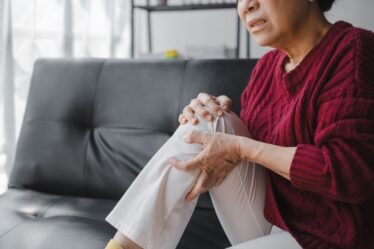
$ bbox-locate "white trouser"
[106,112,301,249]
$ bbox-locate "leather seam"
[40,214,107,223]
[82,61,106,196]
[0,220,28,240]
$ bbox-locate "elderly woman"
[105,0,374,248]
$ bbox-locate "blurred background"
[1,0,374,194]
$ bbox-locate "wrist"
[237,136,264,163]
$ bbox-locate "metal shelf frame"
[130,1,250,58]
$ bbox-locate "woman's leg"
[105,112,270,249]
[227,227,301,249]
[106,113,216,249]
[208,114,301,248]
[207,112,272,245]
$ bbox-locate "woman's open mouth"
[248,19,267,33]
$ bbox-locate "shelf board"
[133,3,237,12]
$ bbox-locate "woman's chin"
[252,35,275,48]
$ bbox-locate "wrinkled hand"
[169,130,242,202]
[178,93,232,125]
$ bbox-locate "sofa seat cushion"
[0,188,230,248]
[0,188,116,249]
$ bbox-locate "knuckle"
[201,93,213,104]
[212,104,221,111]
[206,96,214,103]
[205,167,213,175]
[187,162,196,170]
[197,92,207,99]
[218,95,230,102]
[201,108,210,115]
[191,99,201,108]
[183,105,193,114]
[200,157,211,169]
[196,157,203,166]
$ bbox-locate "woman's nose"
[239,0,260,13]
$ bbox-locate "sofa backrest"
[9,59,257,199]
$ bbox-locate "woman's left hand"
[169,131,243,202]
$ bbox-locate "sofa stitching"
[37,197,63,218]
[82,61,106,196]
[39,214,107,223]
[0,220,28,240]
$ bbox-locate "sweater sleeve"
[290,30,374,204]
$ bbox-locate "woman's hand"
[178,93,232,125]
[169,130,243,202]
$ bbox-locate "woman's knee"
[174,111,250,137]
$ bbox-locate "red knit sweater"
[240,21,374,249]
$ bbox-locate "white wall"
[134,0,374,58]
[326,0,374,31]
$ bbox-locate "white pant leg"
[105,112,270,249]
[207,113,272,245]
[227,227,301,249]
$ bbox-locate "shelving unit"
[130,1,250,58]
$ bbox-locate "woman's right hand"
[178,93,232,125]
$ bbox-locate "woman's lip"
[248,19,267,33]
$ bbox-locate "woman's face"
[237,0,313,48]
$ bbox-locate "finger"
[190,99,213,121]
[169,158,200,172]
[186,171,208,202]
[216,95,232,112]
[182,105,198,125]
[197,93,222,116]
[183,130,207,145]
[178,114,188,124]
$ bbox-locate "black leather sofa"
[0,58,257,249]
